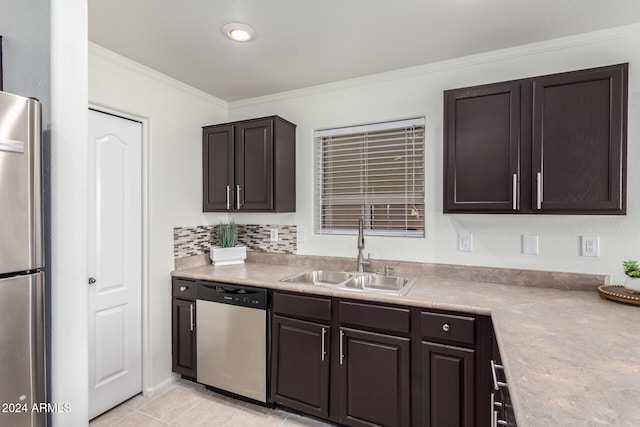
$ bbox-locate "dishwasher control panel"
[196,281,267,309]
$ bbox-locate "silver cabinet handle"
[442,323,450,332]
[491,359,507,390]
[321,327,327,362]
[180,286,187,292]
[493,410,499,427]
[189,303,194,332]
[490,393,496,427]
[512,173,518,210]
[236,184,242,209]
[339,330,345,365]
[491,359,499,390]
[88,277,96,285]
[226,185,230,210]
[536,172,542,209]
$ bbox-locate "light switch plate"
[581,235,599,257]
[522,234,539,255]
[458,232,473,252]
[270,228,279,242]
[297,227,306,243]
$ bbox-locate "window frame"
[314,117,426,238]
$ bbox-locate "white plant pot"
[210,245,246,266]
[623,276,640,293]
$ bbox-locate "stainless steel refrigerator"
[0,91,45,427]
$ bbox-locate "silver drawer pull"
[442,323,450,332]
[180,286,187,292]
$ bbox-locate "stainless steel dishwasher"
[196,281,268,403]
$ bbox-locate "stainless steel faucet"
[356,219,370,272]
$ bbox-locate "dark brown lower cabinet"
[421,341,475,427]
[339,328,411,427]
[271,315,330,418]
[171,298,197,378]
[269,291,495,427]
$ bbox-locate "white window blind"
[315,118,425,237]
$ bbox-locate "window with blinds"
[315,118,425,237]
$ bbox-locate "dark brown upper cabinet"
[202,116,296,212]
[444,82,522,212]
[444,63,628,214]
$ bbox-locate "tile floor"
[89,379,334,426]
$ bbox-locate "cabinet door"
[203,124,234,211]
[235,118,274,211]
[421,341,475,427]
[444,82,521,212]
[532,64,627,213]
[271,315,330,418]
[339,328,411,427]
[172,298,196,378]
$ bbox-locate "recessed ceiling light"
[222,23,256,42]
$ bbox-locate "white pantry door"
[88,109,142,419]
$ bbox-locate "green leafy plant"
[623,260,640,278]
[215,221,238,248]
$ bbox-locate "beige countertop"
[172,261,640,427]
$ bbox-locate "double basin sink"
[280,269,415,296]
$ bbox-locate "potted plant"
[210,221,246,266]
[622,260,640,293]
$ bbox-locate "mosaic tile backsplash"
[174,224,297,258]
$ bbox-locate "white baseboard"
[142,374,180,397]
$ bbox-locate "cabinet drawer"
[421,312,475,346]
[272,292,331,321]
[172,278,196,300]
[339,301,410,334]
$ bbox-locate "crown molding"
[89,42,228,109]
[229,22,640,110]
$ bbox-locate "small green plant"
[623,260,640,278]
[215,221,238,248]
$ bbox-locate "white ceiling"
[88,0,640,102]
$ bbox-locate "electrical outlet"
[522,234,539,255]
[270,228,279,242]
[581,235,599,257]
[297,227,306,243]
[458,232,473,252]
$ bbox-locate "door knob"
[88,277,96,284]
